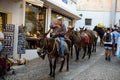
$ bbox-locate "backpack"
[104,32,112,42]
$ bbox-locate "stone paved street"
[3,46,120,80]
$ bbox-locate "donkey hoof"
[88,57,90,59]
[67,69,69,71]
[75,60,79,62]
[49,73,52,76]
[82,57,84,59]
[59,69,62,72]
[51,74,55,77]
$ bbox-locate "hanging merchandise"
[17,25,26,58]
[0,16,3,32]
[2,24,15,56]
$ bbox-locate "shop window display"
[25,3,46,49]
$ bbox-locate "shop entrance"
[25,3,46,49]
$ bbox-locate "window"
[85,18,92,26]
[25,3,46,49]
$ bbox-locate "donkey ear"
[44,29,51,37]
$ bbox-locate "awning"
[25,0,44,7]
[42,0,80,20]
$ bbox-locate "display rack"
[2,24,15,57]
[17,25,26,58]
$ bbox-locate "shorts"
[104,44,112,50]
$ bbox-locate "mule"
[93,26,105,46]
[65,28,81,61]
[79,29,97,59]
[37,30,70,77]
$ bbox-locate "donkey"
[79,29,97,59]
[65,28,81,61]
[37,30,70,77]
[93,26,105,46]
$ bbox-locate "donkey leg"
[82,46,86,59]
[49,59,52,76]
[59,57,65,72]
[88,45,92,59]
[92,43,94,52]
[75,46,79,61]
[52,58,57,77]
[66,54,69,71]
[71,45,73,58]
[94,40,97,52]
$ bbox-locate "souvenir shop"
[25,2,46,49]
[0,0,80,61]
[0,0,25,62]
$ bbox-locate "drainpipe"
[111,0,117,27]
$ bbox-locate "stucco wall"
[116,12,120,24]
[77,0,112,11]
[117,0,120,11]
[0,0,25,59]
[75,11,111,30]
[48,0,78,15]
[0,0,24,25]
[75,11,120,30]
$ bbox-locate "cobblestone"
[2,46,120,80]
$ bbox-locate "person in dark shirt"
[50,17,66,61]
[103,28,114,61]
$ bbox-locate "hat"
[68,25,74,29]
[68,25,73,28]
[57,16,63,20]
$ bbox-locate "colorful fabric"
[84,36,89,43]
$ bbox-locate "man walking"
[103,28,114,61]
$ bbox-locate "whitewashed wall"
[77,0,112,11]
[75,11,112,30]
[47,0,78,16]
[115,12,120,25]
[0,0,24,25]
[117,0,120,11]
[0,0,25,59]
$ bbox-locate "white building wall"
[47,0,79,16]
[0,0,25,59]
[75,11,111,30]
[0,0,24,25]
[115,12,120,25]
[77,0,112,11]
